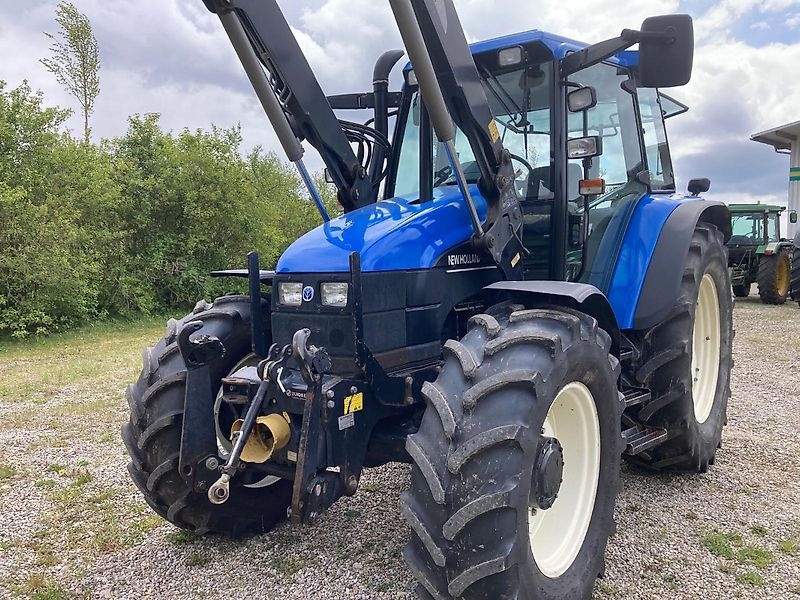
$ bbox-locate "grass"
[779,538,798,554]
[735,571,765,586]
[701,529,775,566]
[700,531,740,560]
[268,555,309,577]
[186,552,210,567]
[0,316,166,414]
[8,574,70,599]
[0,465,16,481]
[166,529,203,546]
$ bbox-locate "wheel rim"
[776,256,790,296]
[529,381,600,578]
[691,273,721,423]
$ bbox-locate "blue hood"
[276,186,488,273]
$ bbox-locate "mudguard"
[483,280,620,351]
[631,200,730,331]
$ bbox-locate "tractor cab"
[728,204,784,249]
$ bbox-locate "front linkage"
[176,253,431,525]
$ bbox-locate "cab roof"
[728,203,785,214]
[404,29,637,71]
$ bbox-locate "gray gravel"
[1,295,799,599]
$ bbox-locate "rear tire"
[627,223,733,472]
[732,283,750,298]
[122,295,292,536]
[401,305,623,599]
[757,250,791,304]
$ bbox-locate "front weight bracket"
[177,320,226,486]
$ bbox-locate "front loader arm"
[390,0,525,278]
[203,0,374,211]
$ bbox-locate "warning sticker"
[488,120,500,144]
[343,392,363,414]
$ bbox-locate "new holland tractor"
[727,203,797,303]
[122,2,733,598]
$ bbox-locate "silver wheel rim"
[691,273,721,424]
[529,381,601,578]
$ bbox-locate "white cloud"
[1,0,799,202]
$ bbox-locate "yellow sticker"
[344,392,363,414]
[511,252,521,268]
[488,120,500,143]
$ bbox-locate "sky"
[1,0,799,209]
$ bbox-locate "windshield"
[394,61,553,201]
[730,213,765,244]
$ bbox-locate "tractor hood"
[275,185,488,273]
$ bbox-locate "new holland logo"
[447,253,482,267]
[302,286,314,302]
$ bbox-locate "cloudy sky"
[2,0,799,207]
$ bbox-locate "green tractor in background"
[727,204,797,303]
[793,231,800,307]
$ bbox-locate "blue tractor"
[122,1,733,598]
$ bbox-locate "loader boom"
[203,0,376,211]
[390,0,526,277]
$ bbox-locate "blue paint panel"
[607,194,703,329]
[276,186,487,274]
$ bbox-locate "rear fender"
[632,200,730,331]
[483,281,620,353]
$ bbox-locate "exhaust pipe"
[230,413,291,463]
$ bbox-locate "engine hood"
[276,185,488,273]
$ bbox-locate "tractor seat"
[525,163,582,202]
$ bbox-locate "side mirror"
[639,14,694,88]
[688,177,710,196]
[790,210,798,224]
[567,136,603,160]
[567,86,597,112]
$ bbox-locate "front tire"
[628,223,733,472]
[122,295,292,536]
[401,305,623,599]
[757,249,791,304]
[732,282,750,298]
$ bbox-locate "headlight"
[321,282,348,307]
[278,282,303,306]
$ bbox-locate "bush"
[0,83,332,338]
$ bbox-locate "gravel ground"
[0,295,799,599]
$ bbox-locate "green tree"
[0,81,102,337]
[40,1,100,143]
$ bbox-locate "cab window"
[567,62,645,283]
[637,88,675,191]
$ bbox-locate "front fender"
[483,280,620,352]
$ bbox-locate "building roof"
[751,121,800,152]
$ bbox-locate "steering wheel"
[509,153,535,196]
